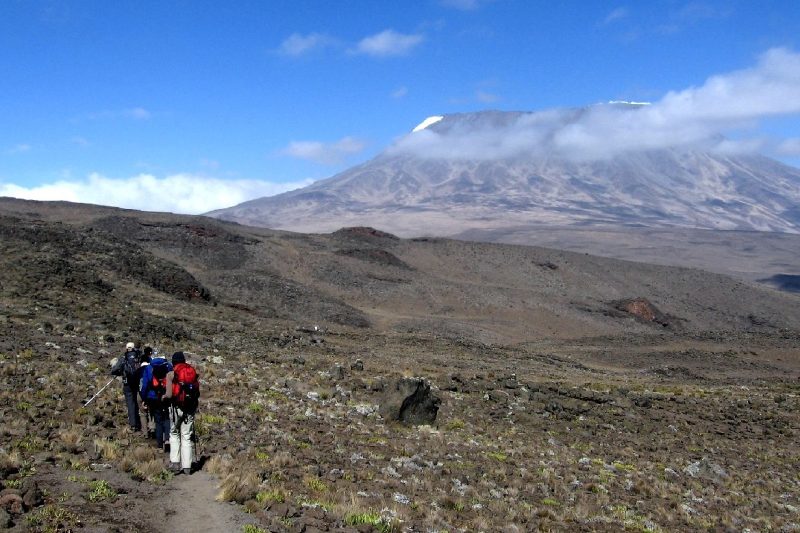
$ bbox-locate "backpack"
[149,359,170,400]
[172,362,199,411]
[123,350,141,384]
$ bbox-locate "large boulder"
[379,378,441,425]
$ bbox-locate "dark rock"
[267,502,290,518]
[304,507,326,520]
[0,507,10,528]
[0,494,23,515]
[368,378,385,392]
[488,390,510,403]
[21,479,42,509]
[501,374,519,389]
[350,359,364,371]
[292,356,306,366]
[634,397,653,408]
[331,365,345,380]
[611,297,672,327]
[379,377,441,425]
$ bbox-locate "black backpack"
[123,350,141,384]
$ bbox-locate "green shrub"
[345,511,394,533]
[87,479,117,502]
[445,418,465,430]
[26,505,79,533]
[486,451,508,462]
[256,488,286,504]
[242,525,269,533]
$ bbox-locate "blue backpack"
[144,358,172,401]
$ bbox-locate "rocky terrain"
[1,197,799,532]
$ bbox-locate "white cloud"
[125,107,151,120]
[277,32,335,56]
[476,90,499,103]
[390,48,800,161]
[352,30,424,57]
[71,136,91,147]
[84,107,153,121]
[391,86,409,99]
[0,173,312,214]
[440,0,480,9]
[776,138,800,156]
[6,143,32,154]
[603,7,629,24]
[280,137,366,164]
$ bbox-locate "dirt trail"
[156,471,257,533]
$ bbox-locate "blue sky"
[1,0,799,213]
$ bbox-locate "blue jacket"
[140,357,173,401]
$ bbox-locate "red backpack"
[172,362,199,410]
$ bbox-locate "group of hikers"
[110,342,200,475]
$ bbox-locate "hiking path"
[156,470,257,532]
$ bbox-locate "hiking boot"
[170,462,181,473]
[183,468,192,475]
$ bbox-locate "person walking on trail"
[139,346,154,437]
[139,348,172,451]
[110,341,143,433]
[164,351,200,475]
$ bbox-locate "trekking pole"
[84,376,117,407]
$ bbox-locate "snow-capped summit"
[412,115,444,132]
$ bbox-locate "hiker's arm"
[110,357,124,376]
[163,371,174,399]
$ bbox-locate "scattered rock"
[683,458,729,484]
[0,493,23,515]
[330,365,345,380]
[350,359,364,371]
[612,297,672,327]
[20,478,42,509]
[379,377,441,425]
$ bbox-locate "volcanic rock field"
[0,197,799,532]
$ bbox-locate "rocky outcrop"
[379,378,441,425]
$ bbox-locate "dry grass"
[0,450,22,477]
[205,454,232,477]
[137,459,170,482]
[217,468,260,504]
[93,438,120,461]
[57,427,84,454]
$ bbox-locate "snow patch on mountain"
[412,116,444,132]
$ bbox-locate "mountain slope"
[208,107,800,235]
[3,197,799,345]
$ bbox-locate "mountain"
[208,106,800,236]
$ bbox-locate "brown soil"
[158,471,258,532]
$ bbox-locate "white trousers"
[169,405,195,469]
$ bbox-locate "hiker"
[139,347,154,437]
[110,341,142,433]
[139,348,172,451]
[164,351,200,474]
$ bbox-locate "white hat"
[126,342,135,350]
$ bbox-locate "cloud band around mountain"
[391,47,800,161]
